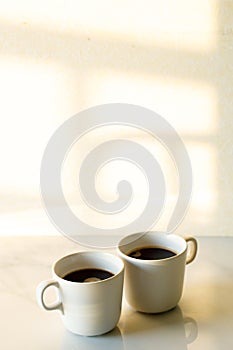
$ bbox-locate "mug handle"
[36,280,64,313]
[185,237,198,264]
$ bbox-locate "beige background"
[0,0,232,237]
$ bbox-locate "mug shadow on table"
[62,306,198,350]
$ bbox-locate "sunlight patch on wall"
[188,142,217,223]
[61,125,175,231]
[0,57,65,194]
[87,72,217,136]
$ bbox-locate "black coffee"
[63,268,114,283]
[128,246,176,260]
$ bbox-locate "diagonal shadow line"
[0,18,219,83]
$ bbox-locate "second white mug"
[117,231,197,313]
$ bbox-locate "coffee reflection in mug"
[120,306,198,350]
[62,327,124,350]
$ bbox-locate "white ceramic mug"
[36,251,124,336]
[117,232,197,313]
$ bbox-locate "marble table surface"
[1,235,232,350]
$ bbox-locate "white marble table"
[1,236,232,349]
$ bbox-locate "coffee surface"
[63,268,114,283]
[128,246,176,260]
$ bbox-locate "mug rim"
[117,231,187,263]
[53,251,124,285]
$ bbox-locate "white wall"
[0,0,232,237]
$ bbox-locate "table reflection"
[62,327,124,350]
[120,306,198,350]
[62,306,197,350]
